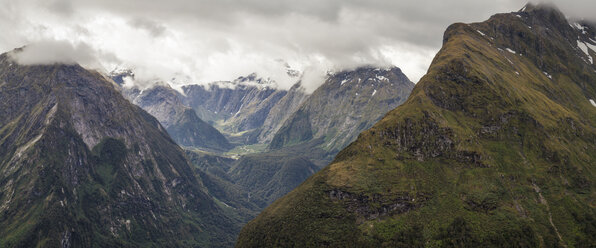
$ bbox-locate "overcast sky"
[1,0,595,91]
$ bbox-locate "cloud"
[128,18,167,37]
[9,39,119,69]
[0,0,594,90]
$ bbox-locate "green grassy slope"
[236,4,596,247]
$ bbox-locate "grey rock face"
[121,84,232,151]
[181,81,288,136]
[270,66,415,154]
[256,82,309,144]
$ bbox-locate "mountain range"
[2,2,595,248]
[118,66,414,208]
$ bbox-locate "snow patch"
[372,89,377,96]
[477,30,486,36]
[543,71,552,79]
[506,48,517,54]
[516,15,522,18]
[573,23,588,34]
[577,40,594,64]
[515,71,520,75]
[375,75,388,82]
[573,22,583,30]
[590,99,596,107]
[340,79,349,86]
[586,42,596,63]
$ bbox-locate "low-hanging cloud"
[128,18,167,37]
[0,0,594,90]
[12,40,91,65]
[9,39,120,70]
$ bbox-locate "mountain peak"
[268,65,413,152]
[517,2,569,31]
[520,2,561,15]
[234,73,276,86]
[0,52,239,246]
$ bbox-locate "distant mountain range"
[114,66,414,208]
[122,84,233,152]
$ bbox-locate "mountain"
[237,4,596,247]
[122,85,233,152]
[0,51,239,247]
[229,67,414,205]
[269,66,414,156]
[184,150,266,220]
[228,148,320,205]
[254,82,309,144]
[181,75,293,144]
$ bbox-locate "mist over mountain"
[5,0,594,93]
[2,1,596,247]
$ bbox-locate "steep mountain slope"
[228,149,320,205]
[181,74,293,142]
[237,4,596,247]
[228,67,414,206]
[0,52,238,247]
[254,82,309,144]
[184,150,266,220]
[122,85,232,151]
[269,67,414,156]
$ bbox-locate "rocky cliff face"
[237,4,596,247]
[269,67,414,155]
[0,52,238,247]
[255,82,309,144]
[181,75,291,137]
[120,73,307,148]
[122,85,232,152]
